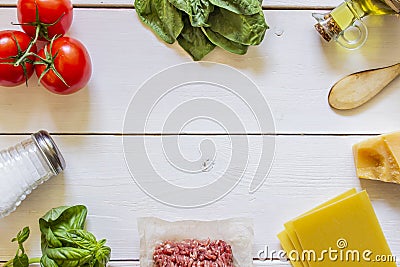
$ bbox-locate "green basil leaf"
[208,7,268,45]
[60,231,111,267]
[177,16,215,60]
[94,244,111,267]
[209,0,262,15]
[45,247,92,266]
[69,229,97,243]
[13,254,29,267]
[39,222,63,249]
[16,227,30,244]
[40,205,87,255]
[58,229,97,249]
[38,205,111,267]
[168,0,213,27]
[41,206,71,222]
[43,205,87,233]
[135,0,184,44]
[202,27,248,55]
[41,254,61,267]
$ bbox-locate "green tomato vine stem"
[13,25,40,67]
[3,257,40,267]
[11,3,66,67]
[10,5,70,88]
[33,37,70,88]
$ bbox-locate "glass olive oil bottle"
[313,0,399,49]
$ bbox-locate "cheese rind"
[353,132,400,184]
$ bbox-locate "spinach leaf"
[177,16,215,60]
[208,7,268,45]
[135,0,184,44]
[168,0,213,27]
[202,27,248,55]
[208,0,261,15]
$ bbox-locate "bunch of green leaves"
[5,205,111,267]
[135,0,268,60]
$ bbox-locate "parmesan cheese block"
[353,132,400,184]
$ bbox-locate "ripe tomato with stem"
[35,37,92,95]
[17,0,73,41]
[0,30,37,87]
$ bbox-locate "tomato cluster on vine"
[0,0,92,95]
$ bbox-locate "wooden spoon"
[328,63,400,110]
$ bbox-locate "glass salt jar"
[0,130,65,218]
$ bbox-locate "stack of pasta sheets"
[278,189,396,267]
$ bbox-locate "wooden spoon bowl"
[328,63,400,110]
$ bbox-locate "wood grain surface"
[0,0,399,266]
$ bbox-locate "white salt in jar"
[0,130,65,218]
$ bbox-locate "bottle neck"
[31,130,66,175]
[314,0,366,42]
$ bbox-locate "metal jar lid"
[32,130,66,175]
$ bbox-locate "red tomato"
[35,37,92,95]
[17,0,73,40]
[0,30,36,87]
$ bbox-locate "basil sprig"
[5,205,111,267]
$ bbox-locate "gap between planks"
[0,133,383,137]
[0,260,292,266]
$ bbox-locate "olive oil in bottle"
[313,0,399,49]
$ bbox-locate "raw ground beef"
[153,239,234,267]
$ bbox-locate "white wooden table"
[0,0,400,266]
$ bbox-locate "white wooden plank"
[0,0,341,8]
[100,260,292,266]
[0,9,399,134]
[0,135,399,262]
